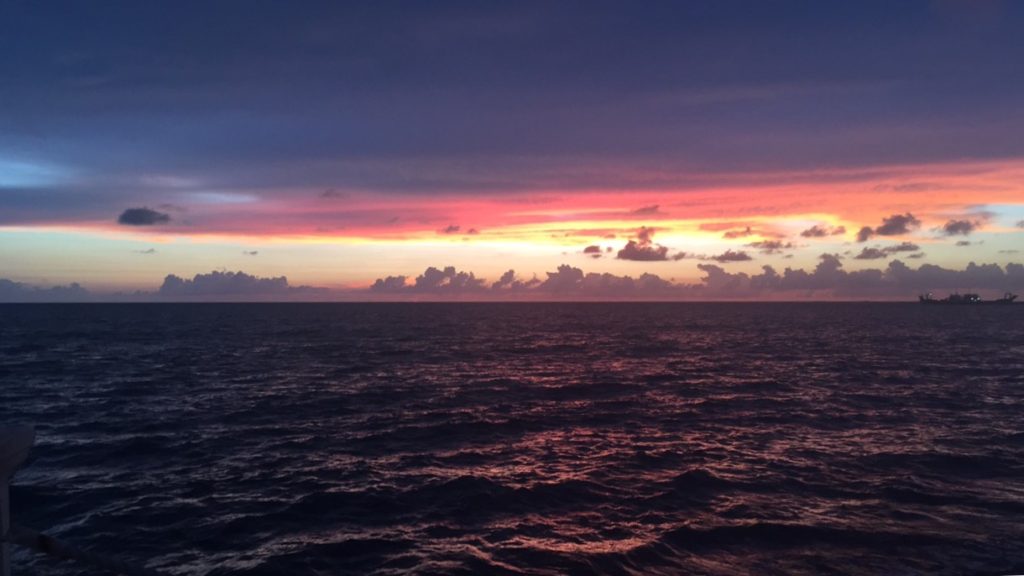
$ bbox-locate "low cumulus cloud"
[159,270,323,299]
[857,213,921,242]
[800,224,846,238]
[617,226,671,261]
[492,269,541,292]
[854,247,888,260]
[438,224,461,234]
[941,219,979,236]
[118,207,171,226]
[371,265,487,294]
[854,242,920,260]
[0,279,90,302]
[709,250,753,263]
[368,258,1024,299]
[746,240,793,254]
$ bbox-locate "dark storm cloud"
[0,278,90,302]
[800,224,846,238]
[5,1,1024,225]
[941,219,978,236]
[158,271,322,298]
[117,207,170,226]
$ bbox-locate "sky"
[2,0,1024,300]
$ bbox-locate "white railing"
[1,426,164,576]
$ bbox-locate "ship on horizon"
[918,292,1018,305]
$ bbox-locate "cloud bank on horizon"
[3,257,1023,302]
[2,1,1024,296]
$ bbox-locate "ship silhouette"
[918,292,1018,305]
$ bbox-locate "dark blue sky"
[3,1,1023,206]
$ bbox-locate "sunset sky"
[2,1,1024,300]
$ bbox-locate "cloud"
[370,275,408,291]
[242,250,259,255]
[370,265,486,294]
[854,242,921,260]
[854,247,888,260]
[886,241,920,253]
[366,257,1024,300]
[1017,220,1024,229]
[941,219,978,236]
[617,226,671,261]
[875,212,921,236]
[135,248,157,254]
[722,226,755,239]
[800,224,846,238]
[617,240,669,261]
[491,269,541,292]
[320,189,349,199]
[0,278,90,302]
[158,270,322,299]
[956,240,972,246]
[631,205,663,216]
[438,224,461,234]
[117,207,171,226]
[709,250,753,263]
[583,245,602,254]
[536,265,681,297]
[857,213,921,242]
[466,228,480,235]
[746,240,793,254]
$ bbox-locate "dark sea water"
[2,303,1024,576]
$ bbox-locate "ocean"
[2,303,1023,575]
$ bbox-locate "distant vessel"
[918,292,1018,305]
